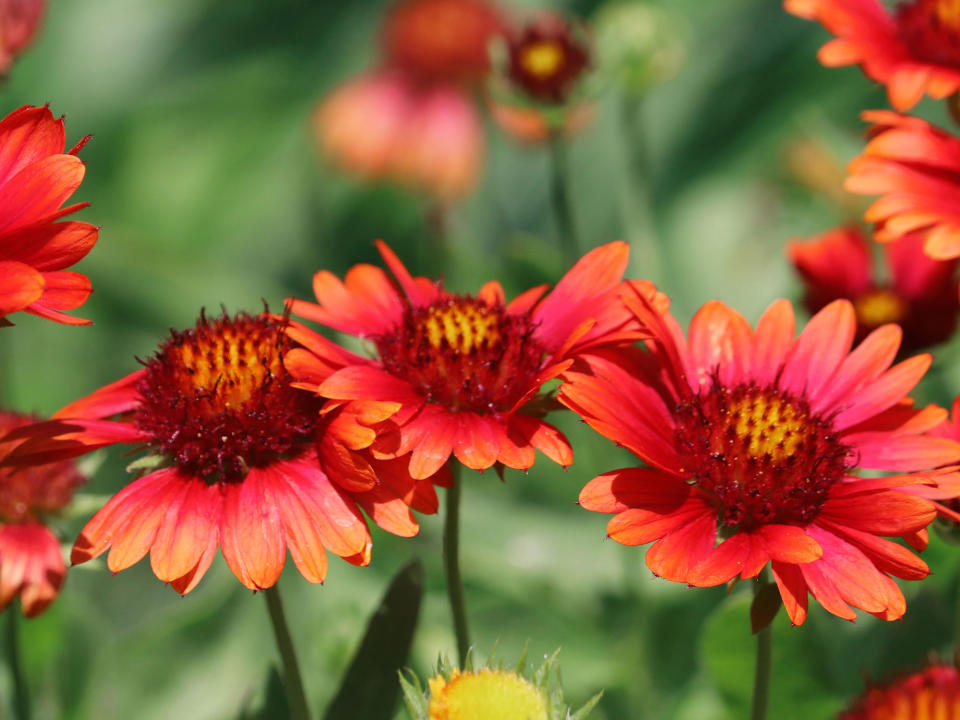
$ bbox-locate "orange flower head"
[0,410,84,617]
[840,663,960,719]
[563,295,960,624]
[0,0,45,74]
[376,295,545,414]
[0,105,98,325]
[675,382,851,529]
[507,13,591,104]
[383,0,505,85]
[135,312,321,481]
[1,310,447,593]
[286,241,666,479]
[784,0,960,109]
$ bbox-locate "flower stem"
[6,608,30,720]
[443,462,470,665]
[548,130,579,265]
[751,569,773,720]
[264,585,311,720]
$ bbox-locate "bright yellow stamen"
[176,325,282,411]
[936,0,960,30]
[422,303,500,354]
[854,289,907,329]
[729,393,806,463]
[520,41,565,79]
[428,670,548,720]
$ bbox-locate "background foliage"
[3,0,959,718]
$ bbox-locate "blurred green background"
[4,0,960,718]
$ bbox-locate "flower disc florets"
[375,296,546,414]
[135,312,321,482]
[675,381,853,528]
[897,0,960,66]
[507,14,591,104]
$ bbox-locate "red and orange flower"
[788,226,959,353]
[0,411,84,617]
[839,662,960,719]
[845,110,960,261]
[2,311,443,593]
[0,105,98,326]
[285,241,665,480]
[561,294,960,624]
[785,0,960,110]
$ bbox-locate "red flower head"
[0,105,98,326]
[788,226,959,353]
[506,13,590,105]
[785,0,960,110]
[1,311,443,593]
[0,411,84,617]
[285,241,666,481]
[561,294,960,624]
[383,0,505,85]
[845,110,960,261]
[315,72,484,200]
[839,662,960,719]
[0,0,45,74]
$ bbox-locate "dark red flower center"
[854,288,908,329]
[0,412,83,521]
[674,382,852,529]
[898,0,960,67]
[375,296,546,414]
[507,17,590,104]
[135,313,321,482]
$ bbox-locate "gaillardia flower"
[788,226,959,353]
[286,241,665,480]
[488,12,594,143]
[785,0,960,110]
[561,296,960,624]
[0,105,98,325]
[400,649,601,720]
[0,411,84,617]
[845,110,960,261]
[2,311,443,593]
[839,662,960,719]
[0,0,45,74]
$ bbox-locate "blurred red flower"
[0,411,84,617]
[788,226,959,353]
[0,0,45,74]
[285,241,666,480]
[785,0,960,110]
[0,105,98,325]
[315,0,504,200]
[2,312,444,593]
[562,295,960,624]
[846,110,960,260]
[839,662,960,719]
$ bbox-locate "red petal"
[771,561,808,626]
[0,260,43,315]
[149,476,222,583]
[578,467,689,514]
[0,154,85,232]
[219,469,286,590]
[453,413,500,471]
[644,511,717,583]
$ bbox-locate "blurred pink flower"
[0,0,45,74]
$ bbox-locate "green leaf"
[322,559,425,720]
[237,667,290,720]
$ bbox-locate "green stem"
[548,130,579,265]
[6,608,30,720]
[751,570,773,720]
[443,462,470,665]
[949,93,960,128]
[264,586,311,720]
